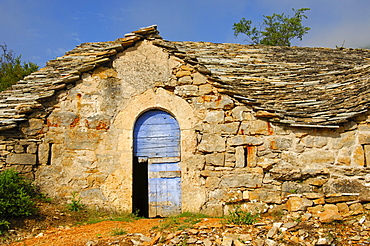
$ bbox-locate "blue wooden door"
[133,110,181,217]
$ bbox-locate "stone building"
[1,25,370,217]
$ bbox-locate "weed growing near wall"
[226,205,259,225]
[66,192,85,212]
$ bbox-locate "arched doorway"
[133,109,181,217]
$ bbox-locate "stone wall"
[1,40,370,217]
[160,55,370,216]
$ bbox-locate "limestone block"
[269,167,302,181]
[214,96,234,110]
[248,190,282,204]
[231,106,250,121]
[200,169,220,177]
[365,145,370,167]
[192,72,207,85]
[44,129,66,144]
[178,75,192,85]
[14,145,24,153]
[333,131,355,149]
[92,66,117,79]
[184,155,205,171]
[322,179,370,201]
[304,177,328,187]
[319,204,342,223]
[85,115,111,130]
[6,153,36,165]
[235,146,245,168]
[238,122,249,135]
[47,111,79,127]
[203,95,234,110]
[301,136,328,148]
[281,151,297,165]
[349,203,364,214]
[359,133,370,145]
[297,150,335,166]
[307,205,323,214]
[359,124,370,131]
[325,195,359,203]
[249,120,270,135]
[227,136,263,146]
[225,153,236,163]
[182,185,207,213]
[20,118,44,136]
[38,143,50,165]
[175,70,191,78]
[80,188,107,203]
[208,189,228,202]
[336,153,351,166]
[286,197,313,212]
[302,167,329,177]
[66,128,101,150]
[216,122,240,135]
[258,161,275,171]
[175,85,198,97]
[198,84,213,95]
[352,145,365,166]
[270,137,293,150]
[219,173,263,188]
[206,153,225,166]
[225,190,243,203]
[313,197,325,205]
[200,204,223,217]
[191,96,211,110]
[205,177,220,188]
[198,134,226,152]
[246,146,257,168]
[27,143,38,154]
[224,116,233,123]
[204,110,224,123]
[337,203,349,214]
[282,181,314,194]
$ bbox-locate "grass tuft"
[152,212,209,232]
[226,205,259,225]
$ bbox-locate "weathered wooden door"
[133,110,181,217]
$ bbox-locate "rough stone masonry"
[1,25,370,218]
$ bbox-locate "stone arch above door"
[104,88,197,212]
[115,88,196,131]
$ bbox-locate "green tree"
[233,8,311,46]
[0,43,39,92]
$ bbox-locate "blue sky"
[1,0,370,66]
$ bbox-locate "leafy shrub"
[226,205,259,225]
[0,220,10,233]
[0,169,38,234]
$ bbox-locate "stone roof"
[155,40,370,128]
[1,25,370,130]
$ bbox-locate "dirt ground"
[2,200,369,245]
[1,201,223,246]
